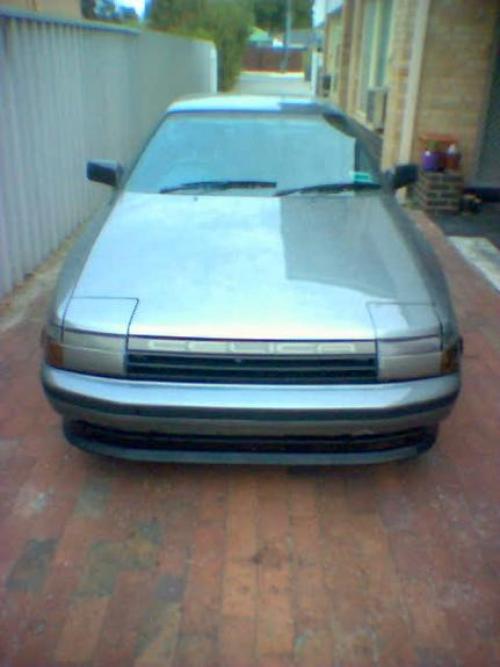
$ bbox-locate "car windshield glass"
[126,112,380,195]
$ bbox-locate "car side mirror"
[87,160,123,187]
[386,163,418,190]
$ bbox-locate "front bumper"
[41,365,460,464]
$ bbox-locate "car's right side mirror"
[386,163,418,190]
[87,160,123,187]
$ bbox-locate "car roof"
[165,94,343,117]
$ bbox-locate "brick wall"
[412,0,498,181]
[243,47,304,73]
[0,0,35,9]
[36,0,81,17]
[332,0,354,109]
[380,0,417,169]
[323,0,498,180]
[415,169,464,212]
[324,12,343,98]
[345,0,364,116]
[0,0,81,17]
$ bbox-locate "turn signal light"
[41,325,64,368]
[441,339,462,375]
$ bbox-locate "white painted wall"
[0,7,216,299]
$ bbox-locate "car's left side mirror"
[87,160,123,187]
[386,163,418,190]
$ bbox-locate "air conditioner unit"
[366,88,388,130]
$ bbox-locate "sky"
[313,0,343,25]
[117,0,146,17]
[313,0,325,25]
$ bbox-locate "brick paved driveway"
[0,213,499,667]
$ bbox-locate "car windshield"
[126,111,380,195]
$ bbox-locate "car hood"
[72,192,436,340]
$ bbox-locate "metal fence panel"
[0,8,216,299]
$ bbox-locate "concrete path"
[233,70,312,97]
[450,235,500,292]
[1,211,499,666]
[432,202,500,251]
[431,202,500,292]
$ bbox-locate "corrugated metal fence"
[0,7,217,299]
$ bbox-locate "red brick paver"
[0,212,499,667]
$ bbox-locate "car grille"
[68,421,433,454]
[125,352,378,384]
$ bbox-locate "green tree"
[253,0,313,33]
[81,0,97,19]
[149,0,206,31]
[203,1,251,90]
[81,0,121,22]
[150,0,252,91]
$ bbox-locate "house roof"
[287,28,323,48]
[248,26,272,44]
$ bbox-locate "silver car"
[41,95,461,464]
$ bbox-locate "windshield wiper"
[274,181,381,197]
[159,180,277,194]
